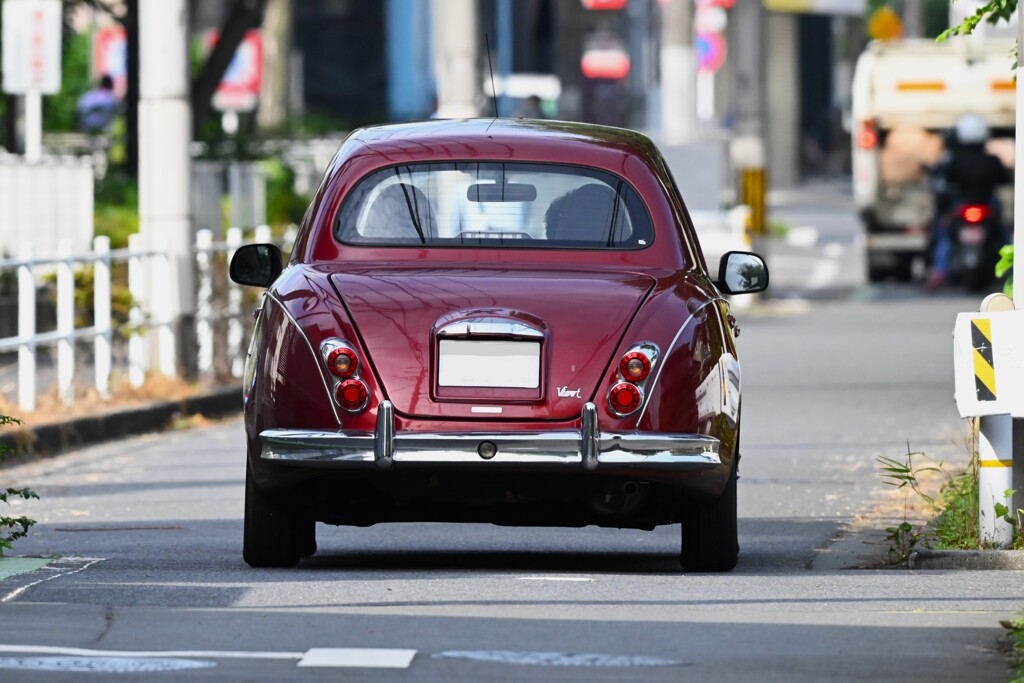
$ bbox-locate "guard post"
[953,294,1020,546]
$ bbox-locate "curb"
[0,385,242,465]
[908,548,1024,571]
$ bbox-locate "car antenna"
[485,33,499,132]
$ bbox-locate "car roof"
[338,118,664,171]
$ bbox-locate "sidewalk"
[0,385,241,466]
[692,178,867,299]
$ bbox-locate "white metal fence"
[0,226,294,412]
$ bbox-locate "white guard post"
[952,294,1019,546]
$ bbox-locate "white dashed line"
[297,648,417,669]
[517,576,594,582]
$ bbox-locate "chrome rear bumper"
[260,401,720,472]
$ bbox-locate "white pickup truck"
[851,38,1015,281]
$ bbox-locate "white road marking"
[517,576,594,582]
[0,645,418,669]
[1,558,104,603]
[297,648,416,669]
[0,656,215,673]
[433,650,685,667]
[0,645,301,660]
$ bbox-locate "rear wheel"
[679,458,738,572]
[243,465,314,568]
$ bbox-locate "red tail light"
[327,347,358,378]
[336,379,369,412]
[620,351,651,382]
[959,204,992,224]
[608,382,642,415]
[856,120,878,150]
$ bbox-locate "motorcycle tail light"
[336,379,369,412]
[326,347,358,378]
[856,120,878,150]
[608,382,642,415]
[619,351,651,382]
[960,205,992,224]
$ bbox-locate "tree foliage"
[0,415,35,557]
[939,0,1018,40]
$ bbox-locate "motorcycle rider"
[924,113,1009,289]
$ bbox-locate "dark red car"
[230,119,768,571]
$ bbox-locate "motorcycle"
[947,201,1003,292]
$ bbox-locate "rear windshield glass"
[334,162,653,249]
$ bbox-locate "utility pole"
[431,0,479,118]
[732,0,766,235]
[139,0,195,378]
[902,0,925,38]
[660,0,696,144]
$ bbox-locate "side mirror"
[229,244,283,288]
[717,251,769,294]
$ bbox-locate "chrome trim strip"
[581,402,599,471]
[259,428,720,470]
[375,400,395,467]
[634,297,725,425]
[266,292,342,425]
[437,317,544,338]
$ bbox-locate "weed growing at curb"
[1002,613,1024,683]
[876,443,943,564]
[0,413,37,557]
[876,429,1024,563]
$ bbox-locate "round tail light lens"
[335,379,368,411]
[620,351,651,382]
[327,347,358,378]
[608,382,642,415]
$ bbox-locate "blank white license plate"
[438,340,540,388]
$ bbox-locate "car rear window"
[334,162,653,249]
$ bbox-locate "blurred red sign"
[93,26,127,97]
[581,49,631,79]
[205,30,263,112]
[581,0,628,9]
[696,32,725,73]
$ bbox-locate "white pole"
[127,233,148,388]
[155,243,176,377]
[24,91,42,163]
[1014,0,1024,308]
[93,236,112,398]
[661,0,697,144]
[139,0,194,377]
[226,226,244,378]
[431,0,478,118]
[195,229,214,377]
[17,242,36,412]
[979,415,1015,546]
[56,239,75,404]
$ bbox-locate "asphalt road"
[0,282,1019,682]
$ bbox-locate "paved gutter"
[0,385,242,466]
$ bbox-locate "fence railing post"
[155,241,176,376]
[127,234,148,387]
[93,236,112,398]
[195,229,214,377]
[56,239,76,404]
[226,227,244,377]
[254,224,272,244]
[17,242,36,412]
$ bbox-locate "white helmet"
[956,113,989,145]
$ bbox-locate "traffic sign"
[696,32,726,73]
[2,0,62,95]
[206,30,263,112]
[94,27,128,97]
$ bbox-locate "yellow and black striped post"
[739,167,766,236]
[972,319,997,402]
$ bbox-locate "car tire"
[679,458,738,572]
[243,465,313,568]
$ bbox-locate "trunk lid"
[330,267,655,420]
